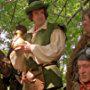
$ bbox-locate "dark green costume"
[26,22,63,89]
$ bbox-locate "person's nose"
[38,12,43,17]
[79,67,85,74]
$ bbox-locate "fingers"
[14,44,31,52]
[14,45,24,51]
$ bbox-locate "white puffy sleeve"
[30,29,66,64]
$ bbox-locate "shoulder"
[25,32,32,42]
[47,22,67,33]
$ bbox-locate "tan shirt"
[28,22,66,64]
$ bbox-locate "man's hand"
[14,43,31,53]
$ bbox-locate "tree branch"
[55,0,68,22]
[67,0,90,25]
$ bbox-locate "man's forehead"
[83,15,90,19]
[32,8,44,12]
[77,60,90,65]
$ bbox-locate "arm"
[30,28,66,64]
[11,28,66,64]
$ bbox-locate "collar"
[27,21,47,33]
[80,82,90,90]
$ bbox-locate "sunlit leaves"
[0,0,90,84]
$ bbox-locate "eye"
[41,10,44,14]
[83,64,90,68]
[33,11,38,15]
[77,65,81,70]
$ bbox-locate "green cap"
[25,1,49,15]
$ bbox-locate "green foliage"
[0,0,90,85]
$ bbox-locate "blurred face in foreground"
[77,60,90,83]
[82,15,90,33]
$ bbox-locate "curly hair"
[83,8,90,19]
[72,47,90,82]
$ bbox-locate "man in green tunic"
[10,0,66,90]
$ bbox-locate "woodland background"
[0,0,90,88]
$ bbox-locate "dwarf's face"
[77,60,90,83]
[82,15,90,33]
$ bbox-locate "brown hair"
[83,8,90,19]
[16,25,27,34]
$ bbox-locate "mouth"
[80,75,87,79]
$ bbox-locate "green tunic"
[26,22,63,89]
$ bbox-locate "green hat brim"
[25,1,49,15]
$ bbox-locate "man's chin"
[81,79,89,83]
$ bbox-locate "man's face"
[77,60,90,83]
[82,15,90,33]
[32,8,46,26]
